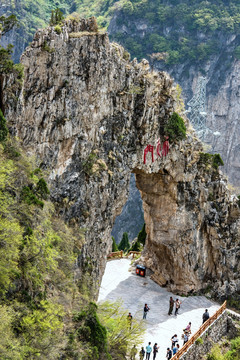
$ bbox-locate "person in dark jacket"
[143,303,150,319]
[202,309,209,323]
[153,343,159,360]
[139,347,145,360]
[168,297,174,315]
[166,347,172,359]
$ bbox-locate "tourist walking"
[130,345,137,360]
[184,322,191,334]
[174,299,181,316]
[127,312,133,328]
[139,347,145,360]
[143,303,150,319]
[172,344,178,355]
[146,342,152,360]
[153,343,159,360]
[173,344,180,355]
[183,331,189,345]
[171,334,178,349]
[166,347,172,359]
[202,309,209,323]
[168,296,174,315]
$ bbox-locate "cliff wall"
[4,19,240,301]
[109,13,240,190]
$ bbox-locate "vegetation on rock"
[207,336,240,360]
[164,112,186,143]
[0,109,8,142]
[129,223,147,252]
[98,300,146,359]
[199,152,224,170]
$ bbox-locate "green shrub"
[41,40,55,53]
[0,109,8,142]
[74,302,109,358]
[212,154,224,169]
[196,337,203,345]
[98,300,146,359]
[199,152,224,170]
[54,24,62,34]
[164,112,186,143]
[20,186,44,207]
[35,178,50,200]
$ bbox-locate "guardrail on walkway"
[107,250,123,259]
[172,300,227,360]
[107,250,141,259]
[127,251,141,258]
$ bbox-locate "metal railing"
[172,300,227,360]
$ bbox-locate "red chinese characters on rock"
[143,144,154,164]
[143,137,169,164]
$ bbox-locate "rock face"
[5,19,240,301]
[108,15,240,190]
[156,53,240,191]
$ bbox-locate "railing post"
[121,250,123,258]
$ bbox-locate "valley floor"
[98,258,220,359]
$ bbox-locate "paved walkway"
[98,258,220,359]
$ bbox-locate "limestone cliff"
[4,19,240,302]
[108,14,240,189]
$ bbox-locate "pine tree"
[49,8,64,26]
[118,232,130,252]
[137,223,147,245]
[112,236,118,252]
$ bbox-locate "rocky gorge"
[3,18,240,304]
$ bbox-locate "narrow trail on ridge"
[98,258,220,358]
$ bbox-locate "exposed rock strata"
[5,19,240,301]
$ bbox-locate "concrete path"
[98,258,220,359]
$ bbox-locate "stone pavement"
[98,258,220,359]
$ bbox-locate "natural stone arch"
[5,19,240,302]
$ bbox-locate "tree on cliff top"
[49,8,64,26]
[118,232,130,252]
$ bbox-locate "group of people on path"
[168,296,181,316]
[129,299,211,359]
[138,342,159,360]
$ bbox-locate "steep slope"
[4,19,240,305]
